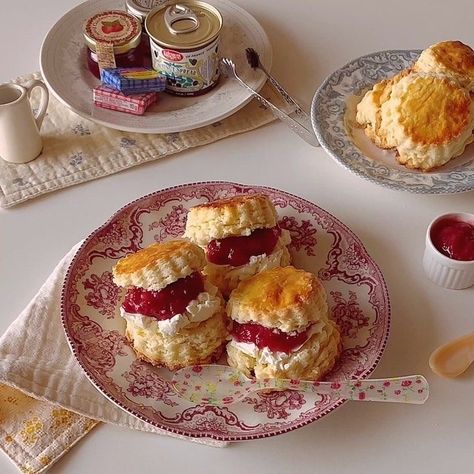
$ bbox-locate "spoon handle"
[259,375,429,404]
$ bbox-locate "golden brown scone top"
[357,40,474,171]
[194,194,268,211]
[232,266,315,310]
[356,68,412,149]
[227,266,329,333]
[414,41,474,90]
[390,75,471,145]
[113,240,197,275]
[426,41,474,75]
[112,239,206,291]
[184,193,278,245]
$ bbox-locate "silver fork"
[220,58,319,147]
[245,48,309,120]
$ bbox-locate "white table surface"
[1,0,473,472]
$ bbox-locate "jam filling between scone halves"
[122,272,204,320]
[231,321,311,353]
[206,226,282,266]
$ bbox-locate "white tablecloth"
[1,0,473,473]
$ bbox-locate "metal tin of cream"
[145,2,222,96]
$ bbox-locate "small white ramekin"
[423,212,474,290]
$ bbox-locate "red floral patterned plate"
[61,182,390,441]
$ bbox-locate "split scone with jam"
[184,194,291,297]
[226,266,341,380]
[112,240,228,369]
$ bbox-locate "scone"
[414,40,474,90]
[379,73,474,170]
[112,239,228,369]
[184,194,291,297]
[226,266,341,381]
[356,69,412,148]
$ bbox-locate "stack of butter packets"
[93,68,166,115]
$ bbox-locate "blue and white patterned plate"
[311,50,474,194]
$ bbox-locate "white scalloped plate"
[40,0,271,133]
[61,182,391,441]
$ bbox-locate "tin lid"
[125,0,168,23]
[145,2,222,50]
[83,10,142,54]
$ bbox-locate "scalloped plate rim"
[311,48,474,195]
[61,181,391,441]
[39,0,272,133]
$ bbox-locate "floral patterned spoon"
[171,365,429,406]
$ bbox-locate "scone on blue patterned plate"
[356,40,474,171]
[355,69,411,149]
[112,239,228,370]
[184,194,291,297]
[378,73,474,170]
[226,266,341,381]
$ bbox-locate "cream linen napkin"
[0,244,228,474]
[0,73,287,208]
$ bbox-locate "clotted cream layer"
[120,288,221,337]
[227,321,324,372]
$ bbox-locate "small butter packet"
[93,85,157,115]
[100,68,167,94]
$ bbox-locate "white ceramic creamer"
[0,80,49,164]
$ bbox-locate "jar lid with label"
[125,0,168,24]
[145,1,222,50]
[83,10,142,54]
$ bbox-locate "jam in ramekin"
[431,218,474,261]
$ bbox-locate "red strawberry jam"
[122,272,204,320]
[206,226,281,266]
[431,218,474,261]
[232,322,310,353]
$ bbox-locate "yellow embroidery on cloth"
[20,417,43,446]
[39,456,51,465]
[51,408,76,429]
[0,384,98,474]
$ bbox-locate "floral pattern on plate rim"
[311,49,474,194]
[61,181,391,441]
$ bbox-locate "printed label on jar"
[150,37,220,95]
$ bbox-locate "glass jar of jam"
[83,10,143,79]
[125,0,168,68]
